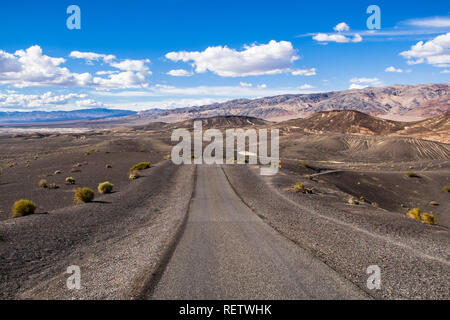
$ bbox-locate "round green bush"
[98,182,114,194]
[74,187,95,203]
[11,200,37,218]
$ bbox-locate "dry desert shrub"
[130,162,150,171]
[65,177,76,185]
[74,187,95,204]
[129,170,141,180]
[98,182,114,194]
[39,179,48,188]
[11,200,37,218]
[421,213,436,225]
[407,208,422,221]
[405,172,419,178]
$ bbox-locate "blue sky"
[0,0,449,111]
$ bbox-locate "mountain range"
[0,108,136,124]
[0,83,448,126]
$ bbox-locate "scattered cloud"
[167,69,193,77]
[404,16,450,28]
[312,23,362,44]
[69,51,116,63]
[0,46,152,89]
[0,91,98,110]
[400,32,450,67]
[239,82,252,87]
[109,59,151,73]
[385,66,411,73]
[0,45,92,88]
[313,33,362,43]
[440,69,450,74]
[299,84,314,89]
[334,22,350,32]
[291,68,316,76]
[349,84,368,90]
[165,40,299,77]
[349,77,382,89]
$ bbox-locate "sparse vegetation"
[11,200,37,218]
[74,187,95,204]
[429,201,439,206]
[47,183,59,190]
[65,177,76,185]
[290,182,314,194]
[407,208,422,221]
[443,186,450,192]
[405,172,419,178]
[98,181,114,194]
[294,182,304,190]
[298,160,311,169]
[130,162,150,171]
[348,198,359,205]
[54,170,62,175]
[422,213,436,225]
[39,179,48,188]
[129,170,140,180]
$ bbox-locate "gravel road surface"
[149,165,368,299]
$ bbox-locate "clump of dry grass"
[98,181,114,194]
[130,162,150,171]
[348,198,359,205]
[443,186,450,192]
[405,172,419,178]
[429,201,439,206]
[47,183,59,190]
[54,170,62,175]
[422,213,436,225]
[406,208,436,225]
[106,164,112,169]
[129,170,140,180]
[39,179,48,188]
[65,177,76,185]
[11,200,36,218]
[74,187,95,204]
[407,208,421,221]
[290,182,315,194]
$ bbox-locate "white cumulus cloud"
[349,77,382,89]
[334,22,350,32]
[0,91,97,110]
[313,23,362,44]
[165,40,299,77]
[69,51,116,63]
[400,32,450,67]
[299,84,314,89]
[167,69,193,77]
[0,45,92,88]
[385,66,404,73]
